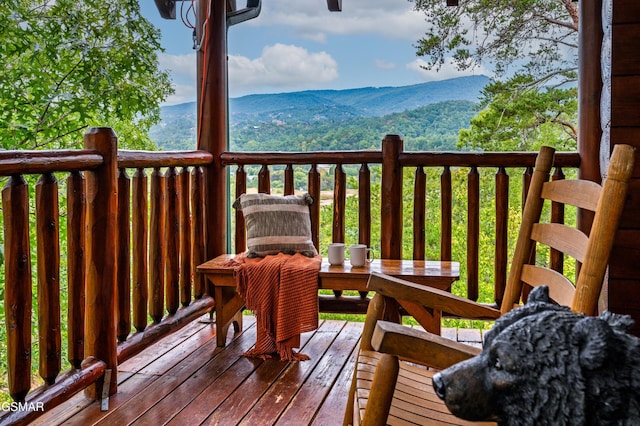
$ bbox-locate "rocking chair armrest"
[371,320,482,370]
[367,272,501,320]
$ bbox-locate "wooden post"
[179,167,192,306]
[381,134,403,259]
[2,175,32,402]
[191,167,207,298]
[197,0,228,258]
[117,169,131,342]
[67,171,86,368]
[149,168,166,323]
[132,169,148,331]
[578,0,603,226]
[165,167,180,315]
[36,173,61,385]
[333,164,346,243]
[84,127,118,398]
[308,164,321,251]
[440,166,452,261]
[358,163,371,247]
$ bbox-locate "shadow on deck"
[34,316,484,426]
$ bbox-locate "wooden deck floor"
[34,315,484,426]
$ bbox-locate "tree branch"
[533,13,578,32]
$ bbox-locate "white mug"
[328,243,346,265]
[349,244,374,267]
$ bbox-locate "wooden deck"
[33,315,484,426]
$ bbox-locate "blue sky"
[140,0,490,105]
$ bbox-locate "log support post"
[381,134,403,260]
[84,127,118,399]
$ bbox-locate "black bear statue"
[432,286,640,426]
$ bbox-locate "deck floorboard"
[37,315,484,426]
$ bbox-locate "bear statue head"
[432,285,640,426]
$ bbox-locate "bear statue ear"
[572,316,612,370]
[527,285,550,304]
[600,311,635,333]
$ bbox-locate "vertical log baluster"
[132,168,148,332]
[179,167,192,307]
[440,166,452,261]
[191,166,206,298]
[522,166,533,207]
[235,165,247,254]
[333,164,347,297]
[523,166,535,269]
[3,175,32,402]
[84,127,118,398]
[36,173,61,385]
[467,166,480,301]
[284,164,294,195]
[165,167,179,315]
[358,163,371,247]
[258,164,270,194]
[149,167,166,323]
[358,163,371,298]
[495,167,509,305]
[550,166,565,274]
[413,166,426,260]
[308,164,321,250]
[333,164,346,244]
[67,171,85,368]
[117,168,131,342]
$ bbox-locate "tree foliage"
[459,73,578,151]
[0,0,174,150]
[412,0,579,151]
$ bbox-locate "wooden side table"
[197,255,460,347]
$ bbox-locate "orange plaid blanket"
[229,252,321,361]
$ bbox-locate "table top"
[197,254,460,280]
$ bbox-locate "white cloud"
[229,43,339,96]
[158,53,197,80]
[163,83,197,106]
[249,0,426,41]
[375,59,396,70]
[158,53,198,105]
[406,58,493,81]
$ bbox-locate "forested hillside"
[232,100,477,152]
[151,100,478,152]
[149,75,488,151]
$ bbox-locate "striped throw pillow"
[233,193,318,257]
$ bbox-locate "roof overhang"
[155,0,341,20]
[154,0,176,19]
[327,0,342,12]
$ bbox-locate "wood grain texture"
[149,168,166,323]
[84,127,119,398]
[67,171,86,368]
[36,173,61,385]
[179,167,192,307]
[165,167,180,315]
[2,175,33,401]
[117,169,131,342]
[132,169,148,332]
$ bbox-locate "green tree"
[412,0,579,150]
[459,74,578,151]
[0,0,173,150]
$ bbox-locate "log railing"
[0,128,214,425]
[221,135,581,310]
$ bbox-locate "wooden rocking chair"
[344,144,635,426]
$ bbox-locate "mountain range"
[149,75,490,150]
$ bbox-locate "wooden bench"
[197,254,460,347]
